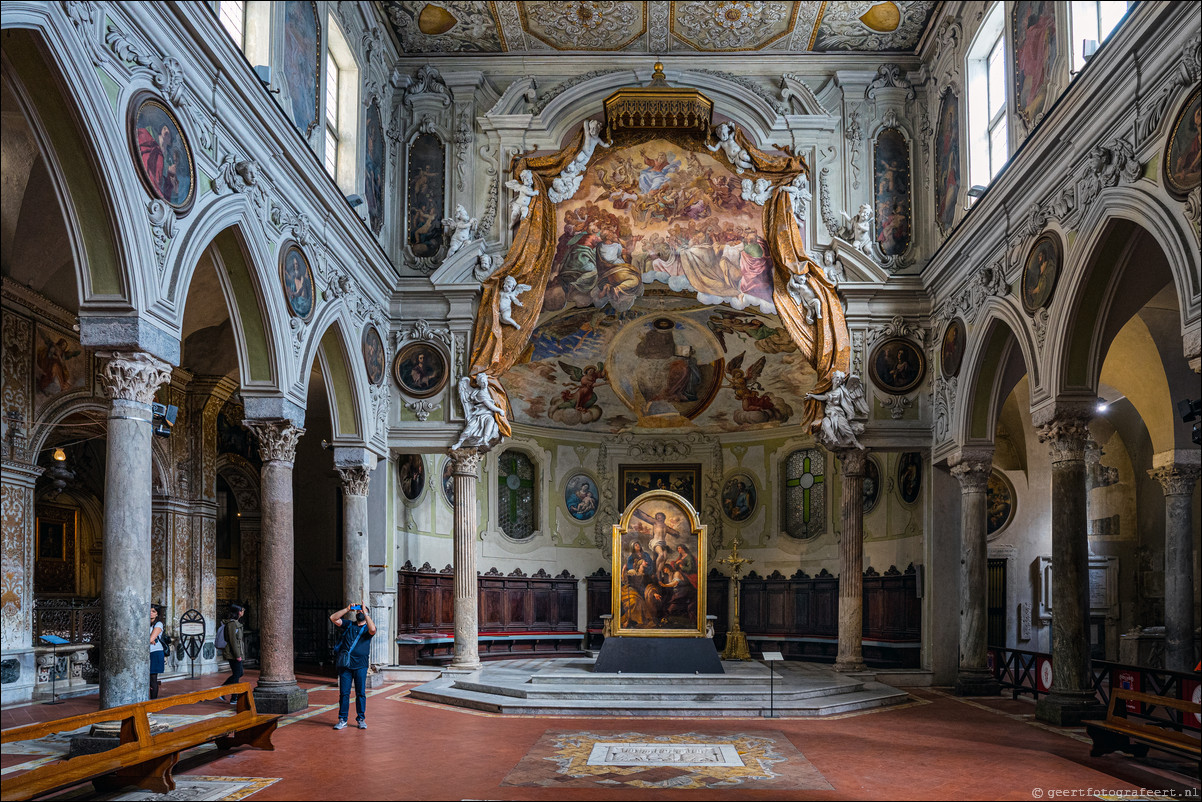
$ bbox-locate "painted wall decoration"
[934,90,961,235]
[612,490,706,637]
[393,342,448,399]
[33,326,86,412]
[869,337,926,395]
[941,318,965,378]
[1012,0,1058,128]
[987,469,1015,536]
[1021,232,1062,313]
[873,127,912,256]
[129,92,195,212]
[279,243,315,321]
[620,463,700,511]
[407,133,446,259]
[863,456,881,514]
[441,457,454,506]
[721,473,757,522]
[364,98,387,234]
[564,473,599,521]
[280,1,321,138]
[897,452,922,505]
[398,454,425,501]
[362,326,386,385]
[545,137,776,317]
[1164,86,1201,199]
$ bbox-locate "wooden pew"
[1,683,279,801]
[1083,688,1201,760]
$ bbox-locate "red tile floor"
[3,668,1198,801]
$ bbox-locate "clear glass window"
[498,450,537,540]
[218,1,245,49]
[1071,1,1133,71]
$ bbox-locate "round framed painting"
[1021,232,1062,314]
[941,318,966,379]
[869,337,926,395]
[362,326,385,386]
[127,91,196,213]
[393,342,449,399]
[397,453,426,503]
[721,472,757,523]
[564,472,599,522]
[897,451,922,505]
[279,242,315,321]
[863,456,881,514]
[1163,85,1200,200]
[986,469,1016,538]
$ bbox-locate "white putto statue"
[504,169,539,229]
[452,372,506,451]
[547,119,611,204]
[497,275,531,330]
[740,177,773,205]
[786,269,823,325]
[821,249,846,287]
[806,370,870,450]
[842,203,874,255]
[707,123,755,173]
[779,172,812,230]
[442,204,477,257]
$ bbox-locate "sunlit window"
[323,18,359,192]
[324,52,339,177]
[967,3,1009,187]
[218,0,245,49]
[1071,1,1132,72]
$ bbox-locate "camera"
[1178,398,1202,446]
[350,604,362,611]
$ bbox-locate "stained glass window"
[498,450,536,540]
[783,448,825,539]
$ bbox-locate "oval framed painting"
[941,318,966,378]
[1021,232,1062,314]
[863,455,881,514]
[362,326,386,386]
[441,457,455,507]
[987,469,1016,538]
[279,242,315,321]
[397,454,426,503]
[564,472,599,522]
[127,91,196,213]
[897,451,922,505]
[393,342,449,399]
[1164,85,1201,200]
[869,337,926,395]
[721,472,757,523]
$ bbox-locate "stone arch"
[955,303,1040,445]
[215,453,261,516]
[298,307,370,442]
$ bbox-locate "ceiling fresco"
[380,1,940,54]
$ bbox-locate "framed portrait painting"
[863,456,881,514]
[364,98,386,234]
[393,342,448,399]
[873,127,912,257]
[564,473,600,521]
[987,469,1016,537]
[362,326,386,386]
[1164,86,1201,199]
[721,473,757,523]
[397,454,425,502]
[281,0,320,137]
[128,91,195,213]
[934,89,961,235]
[941,318,966,378]
[620,463,700,511]
[897,452,922,505]
[611,490,707,637]
[869,337,926,395]
[279,242,315,321]
[407,132,446,260]
[1021,232,1062,313]
[1012,0,1058,128]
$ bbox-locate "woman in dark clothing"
[149,604,165,699]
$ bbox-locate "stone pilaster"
[448,447,481,671]
[96,352,173,709]
[1034,407,1105,726]
[950,450,1000,696]
[1147,458,1201,672]
[835,448,867,673]
[243,418,308,714]
[2,459,43,705]
[336,465,371,608]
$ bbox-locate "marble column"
[1148,458,1201,672]
[243,418,308,714]
[336,466,371,607]
[448,448,481,671]
[96,352,173,709]
[835,448,867,673]
[1034,408,1105,726]
[950,450,1000,696]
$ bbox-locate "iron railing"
[32,597,102,683]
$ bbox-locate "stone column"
[243,418,308,714]
[336,466,371,607]
[96,352,173,709]
[835,448,867,673]
[950,450,1000,696]
[448,448,481,671]
[1,455,43,706]
[1034,408,1105,726]
[1148,457,1201,672]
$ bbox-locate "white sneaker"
[334,720,347,730]
[357,720,366,729]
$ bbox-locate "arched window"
[1070,1,1132,72]
[783,448,825,539]
[497,450,537,540]
[966,2,1008,188]
[324,16,359,191]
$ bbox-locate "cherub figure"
[821,248,846,287]
[740,177,773,205]
[779,172,812,229]
[573,119,612,170]
[786,268,823,324]
[504,169,539,229]
[497,275,531,330]
[805,370,870,450]
[706,123,755,173]
[442,204,477,257]
[841,203,874,254]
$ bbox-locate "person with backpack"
[328,601,376,730]
[218,603,245,703]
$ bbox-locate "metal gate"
[987,558,1006,648]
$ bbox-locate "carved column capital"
[243,419,305,463]
[1147,464,1202,497]
[336,465,371,496]
[448,447,481,476]
[96,351,173,405]
[1035,412,1092,464]
[950,459,992,493]
[835,447,868,477]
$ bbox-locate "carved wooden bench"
[1083,687,1200,761]
[1,683,278,801]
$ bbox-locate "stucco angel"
[442,204,477,257]
[505,169,539,229]
[779,172,812,230]
[740,177,773,205]
[497,275,531,330]
[786,269,823,325]
[707,123,755,173]
[452,372,506,451]
[842,203,874,255]
[806,370,870,450]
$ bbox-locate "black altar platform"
[593,636,724,674]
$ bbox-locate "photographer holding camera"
[329,601,376,730]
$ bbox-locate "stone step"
[450,677,868,702]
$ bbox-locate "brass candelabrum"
[716,537,754,661]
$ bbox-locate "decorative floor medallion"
[45,775,279,801]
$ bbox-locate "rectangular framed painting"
[619,463,700,510]
[611,490,707,637]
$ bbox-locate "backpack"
[160,630,173,659]
[215,621,228,650]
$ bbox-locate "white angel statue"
[779,172,812,229]
[806,370,870,450]
[452,372,506,451]
[821,249,846,287]
[572,119,611,171]
[740,177,773,205]
[442,204,477,257]
[841,203,874,255]
[707,122,755,173]
[786,270,823,324]
[497,275,531,330]
[504,169,539,229]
